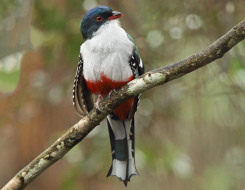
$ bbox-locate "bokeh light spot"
[83,0,98,11]
[226,2,235,14]
[29,70,49,88]
[185,14,202,30]
[146,30,164,48]
[170,27,183,39]
[48,85,64,105]
[172,154,194,178]
[4,16,15,31]
[138,98,154,116]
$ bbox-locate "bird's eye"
[96,16,102,21]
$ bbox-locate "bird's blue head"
[80,5,123,40]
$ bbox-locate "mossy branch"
[2,19,245,190]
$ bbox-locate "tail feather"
[107,115,139,186]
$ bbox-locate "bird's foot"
[95,95,103,111]
[109,89,117,97]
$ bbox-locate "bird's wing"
[73,53,95,116]
[127,34,145,120]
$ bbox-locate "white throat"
[80,19,134,82]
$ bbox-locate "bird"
[72,5,144,186]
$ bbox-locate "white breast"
[80,20,134,82]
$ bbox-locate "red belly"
[85,73,134,120]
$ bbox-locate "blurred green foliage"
[0,70,19,93]
[0,0,33,93]
[0,0,18,19]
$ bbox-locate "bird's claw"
[109,89,117,97]
[95,95,103,112]
[95,90,116,112]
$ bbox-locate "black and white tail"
[106,114,139,186]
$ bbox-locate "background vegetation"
[1,0,245,189]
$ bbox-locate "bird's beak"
[108,11,123,21]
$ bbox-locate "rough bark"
[2,19,245,190]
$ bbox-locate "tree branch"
[3,19,245,190]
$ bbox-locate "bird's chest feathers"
[81,21,134,84]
